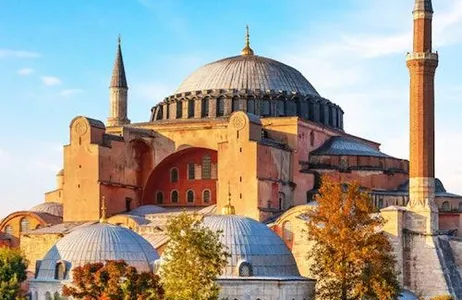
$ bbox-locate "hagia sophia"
[1,0,462,299]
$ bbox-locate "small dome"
[175,55,319,97]
[30,202,63,218]
[202,215,300,278]
[128,205,167,216]
[36,223,159,280]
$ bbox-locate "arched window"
[238,261,253,277]
[282,221,293,243]
[156,192,164,204]
[187,163,195,180]
[166,103,170,119]
[260,99,270,116]
[171,190,179,203]
[187,190,194,203]
[170,168,179,183]
[232,96,240,111]
[203,190,211,203]
[188,99,195,118]
[45,292,52,300]
[20,218,29,233]
[55,261,67,280]
[35,224,42,230]
[442,201,450,212]
[176,100,183,119]
[201,155,212,179]
[217,96,225,117]
[4,225,12,236]
[285,100,296,116]
[310,131,315,147]
[277,99,285,116]
[201,97,209,117]
[378,198,384,209]
[247,98,255,114]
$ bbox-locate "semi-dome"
[202,215,300,278]
[36,223,159,280]
[175,55,320,97]
[128,205,167,216]
[30,202,63,218]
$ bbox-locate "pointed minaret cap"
[241,25,254,56]
[414,0,433,13]
[110,35,128,88]
[222,182,236,215]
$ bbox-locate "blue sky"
[1,0,462,217]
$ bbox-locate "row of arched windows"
[156,189,211,204]
[441,201,462,212]
[170,155,212,182]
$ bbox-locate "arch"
[54,261,67,280]
[171,190,179,203]
[282,221,293,243]
[156,191,164,204]
[201,97,209,117]
[176,100,183,118]
[260,97,271,116]
[170,168,179,183]
[186,190,194,203]
[187,99,195,118]
[232,96,240,111]
[442,201,450,212]
[203,189,211,203]
[20,218,29,233]
[247,97,255,114]
[216,96,225,117]
[237,261,253,277]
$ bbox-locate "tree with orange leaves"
[306,177,400,300]
[62,260,164,300]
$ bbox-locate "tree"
[62,260,164,300]
[306,177,400,300]
[0,248,28,300]
[159,213,230,300]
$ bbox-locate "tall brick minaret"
[107,36,130,127]
[406,0,439,234]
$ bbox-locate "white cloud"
[17,68,34,76]
[0,49,40,59]
[59,88,84,97]
[41,76,61,86]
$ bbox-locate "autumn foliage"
[306,177,400,300]
[0,248,28,300]
[62,260,164,300]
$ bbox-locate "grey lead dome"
[175,55,320,97]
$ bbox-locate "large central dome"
[175,55,319,97]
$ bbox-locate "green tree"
[0,248,28,300]
[306,177,400,300]
[62,260,164,300]
[160,213,229,300]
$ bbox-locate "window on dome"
[217,97,225,117]
[20,218,29,233]
[260,99,270,116]
[188,100,195,118]
[201,98,209,118]
[283,221,293,243]
[277,99,285,116]
[187,190,194,203]
[202,155,212,179]
[156,192,164,204]
[4,225,12,236]
[156,106,163,120]
[232,97,240,111]
[166,103,170,119]
[238,261,253,277]
[310,131,315,147]
[176,101,183,119]
[170,168,179,183]
[187,163,195,180]
[247,98,255,114]
[171,190,179,203]
[442,201,450,212]
[459,202,462,211]
[203,190,211,203]
[285,100,297,116]
[54,261,67,280]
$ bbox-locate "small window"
[277,99,285,116]
[45,292,52,300]
[171,190,179,203]
[201,155,212,179]
[310,131,315,147]
[232,97,240,111]
[201,98,209,117]
[203,190,211,203]
[170,168,179,182]
[283,221,293,243]
[187,190,194,203]
[176,101,183,118]
[459,202,462,211]
[188,99,195,118]
[378,198,384,209]
[125,197,132,211]
[156,192,164,204]
[260,99,270,116]
[55,261,67,280]
[442,201,450,212]
[20,218,29,233]
[247,98,255,114]
[187,163,195,180]
[217,97,225,117]
[238,261,253,277]
[4,225,12,236]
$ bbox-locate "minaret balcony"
[406,52,438,61]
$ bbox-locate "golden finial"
[241,25,254,56]
[222,181,236,215]
[100,196,108,223]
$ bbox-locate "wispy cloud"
[59,88,84,97]
[0,49,40,59]
[17,68,34,76]
[41,76,61,86]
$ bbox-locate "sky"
[1,0,462,218]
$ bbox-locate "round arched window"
[238,261,253,277]
[156,191,164,204]
[170,168,179,183]
[171,190,179,203]
[20,218,29,233]
[187,190,194,203]
[442,201,450,212]
[4,225,12,236]
[203,190,211,203]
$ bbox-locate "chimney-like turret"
[107,36,130,127]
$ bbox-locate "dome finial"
[118,34,121,46]
[222,181,236,215]
[100,196,108,223]
[241,25,254,56]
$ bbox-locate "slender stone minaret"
[406,0,439,234]
[107,36,130,127]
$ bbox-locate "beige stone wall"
[21,233,62,273]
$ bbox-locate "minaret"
[107,36,130,127]
[406,0,439,234]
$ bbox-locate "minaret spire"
[241,25,254,56]
[406,0,438,233]
[107,35,130,127]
